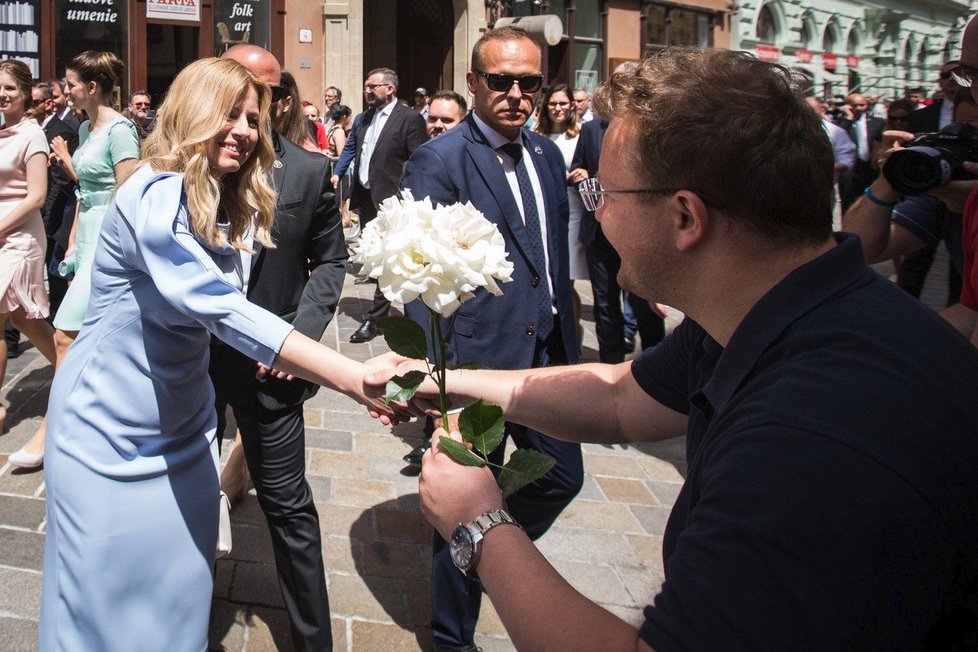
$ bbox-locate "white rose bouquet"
[351,191,555,496]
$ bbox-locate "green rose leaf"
[438,436,487,467]
[458,400,505,457]
[497,449,556,498]
[384,370,427,404]
[377,316,428,360]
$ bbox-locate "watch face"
[450,524,474,571]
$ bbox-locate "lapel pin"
[534,145,543,155]
[273,160,283,169]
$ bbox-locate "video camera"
[882,122,978,195]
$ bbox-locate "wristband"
[864,186,899,207]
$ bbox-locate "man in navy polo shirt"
[376,47,978,650]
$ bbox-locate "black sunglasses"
[939,71,955,80]
[269,84,288,102]
[474,70,544,93]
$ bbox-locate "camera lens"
[882,147,952,195]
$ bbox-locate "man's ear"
[673,191,711,251]
[465,71,477,96]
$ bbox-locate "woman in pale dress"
[40,56,400,651]
[533,83,589,344]
[10,51,139,468]
[0,60,57,431]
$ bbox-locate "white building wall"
[730,0,974,101]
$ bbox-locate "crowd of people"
[0,13,976,652]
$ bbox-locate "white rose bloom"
[351,191,514,318]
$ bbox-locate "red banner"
[823,52,838,71]
[756,44,780,62]
[846,55,860,68]
[796,49,813,63]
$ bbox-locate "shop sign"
[795,49,813,63]
[62,0,122,24]
[147,0,199,22]
[823,52,837,71]
[214,0,270,54]
[755,44,780,62]
[846,55,860,68]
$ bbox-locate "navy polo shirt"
[631,234,978,651]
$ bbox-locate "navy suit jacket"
[402,113,579,370]
[570,118,608,247]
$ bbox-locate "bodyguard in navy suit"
[402,26,583,651]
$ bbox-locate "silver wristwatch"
[449,509,521,580]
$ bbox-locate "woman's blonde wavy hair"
[141,57,277,250]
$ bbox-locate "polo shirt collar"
[698,233,874,416]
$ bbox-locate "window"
[756,4,776,43]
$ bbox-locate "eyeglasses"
[473,70,544,93]
[363,83,390,91]
[939,71,954,80]
[547,101,570,108]
[131,102,151,108]
[950,65,978,88]
[269,85,288,102]
[578,177,723,212]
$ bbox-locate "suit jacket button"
[531,276,540,287]
[526,326,536,336]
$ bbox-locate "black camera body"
[882,122,978,195]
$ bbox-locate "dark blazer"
[570,118,607,247]
[57,107,80,132]
[839,114,886,159]
[350,101,426,211]
[402,113,578,370]
[909,100,946,134]
[209,132,346,410]
[41,114,78,245]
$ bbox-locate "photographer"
[842,85,977,347]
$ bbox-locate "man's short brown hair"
[471,25,541,71]
[430,89,468,115]
[593,48,834,246]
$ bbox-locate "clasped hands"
[877,129,978,212]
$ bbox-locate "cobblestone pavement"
[0,248,952,651]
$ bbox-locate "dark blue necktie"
[499,141,553,341]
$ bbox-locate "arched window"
[800,14,816,49]
[846,24,860,54]
[823,18,839,52]
[756,4,776,43]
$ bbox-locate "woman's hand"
[567,168,588,185]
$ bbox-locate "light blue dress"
[40,165,294,651]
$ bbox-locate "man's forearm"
[841,178,899,263]
[479,525,653,652]
[940,303,978,347]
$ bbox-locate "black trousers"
[429,331,584,647]
[352,181,391,320]
[215,397,332,651]
[586,229,664,363]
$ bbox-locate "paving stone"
[646,480,683,505]
[350,619,425,651]
[0,528,44,571]
[304,428,353,451]
[327,572,409,622]
[595,476,660,505]
[315,503,367,536]
[227,523,274,564]
[629,505,674,537]
[604,604,647,629]
[535,527,641,567]
[213,558,234,600]
[307,450,368,479]
[228,494,267,526]
[0,568,40,620]
[0,615,38,651]
[374,505,432,545]
[552,559,632,606]
[209,598,247,651]
[302,408,323,429]
[351,537,426,581]
[353,432,409,456]
[323,534,357,573]
[583,452,647,479]
[556,499,644,533]
[0,495,46,531]
[626,533,665,573]
[634,455,685,482]
[616,565,664,609]
[0,469,45,498]
[477,597,508,636]
[330,478,397,507]
[574,474,605,502]
[243,606,293,651]
[229,560,285,609]
[329,617,348,652]
[474,634,516,652]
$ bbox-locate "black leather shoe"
[403,440,431,468]
[350,319,378,343]
[353,275,374,285]
[432,643,481,652]
[623,334,636,353]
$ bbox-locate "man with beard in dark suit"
[211,44,346,651]
[333,67,427,343]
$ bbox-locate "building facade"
[731,0,973,101]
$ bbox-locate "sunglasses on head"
[474,70,544,93]
[269,84,288,102]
